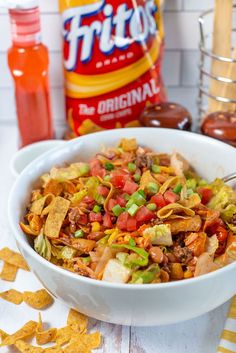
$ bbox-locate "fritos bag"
[58,0,166,136]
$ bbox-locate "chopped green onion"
[138,190,146,198]
[74,230,84,238]
[126,198,135,208]
[124,193,130,201]
[151,164,161,174]
[127,204,139,216]
[186,178,197,191]
[147,182,159,195]
[104,162,114,171]
[130,191,146,206]
[133,174,141,182]
[79,163,90,176]
[93,205,101,213]
[128,162,136,173]
[147,203,157,211]
[173,184,183,194]
[129,238,136,247]
[112,204,125,217]
[103,175,111,182]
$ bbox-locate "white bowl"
[10,140,65,178]
[8,128,236,326]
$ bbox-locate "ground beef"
[173,245,193,265]
[135,147,153,169]
[68,207,88,226]
[159,157,170,166]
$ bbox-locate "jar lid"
[6,0,39,9]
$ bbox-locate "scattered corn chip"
[0,329,8,342]
[23,289,53,309]
[44,346,63,353]
[63,343,91,353]
[0,289,23,305]
[70,332,101,349]
[36,313,57,345]
[55,326,73,346]
[14,340,43,353]
[67,309,88,333]
[0,247,29,271]
[1,320,37,346]
[0,262,18,281]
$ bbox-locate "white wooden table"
[0,124,229,353]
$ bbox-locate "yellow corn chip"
[0,262,18,281]
[0,329,8,342]
[1,320,37,346]
[0,289,23,305]
[30,194,54,215]
[23,289,53,310]
[70,332,101,349]
[44,197,70,238]
[0,247,29,271]
[36,313,57,345]
[14,340,44,353]
[44,346,63,353]
[67,309,88,333]
[20,222,39,236]
[63,341,91,353]
[55,326,73,346]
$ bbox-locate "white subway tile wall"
[0,0,214,128]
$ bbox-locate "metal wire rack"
[198,6,236,122]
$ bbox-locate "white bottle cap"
[6,0,39,9]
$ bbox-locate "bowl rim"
[10,140,65,178]
[8,128,236,290]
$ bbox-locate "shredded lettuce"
[208,179,236,210]
[221,204,236,223]
[59,246,77,260]
[129,264,160,284]
[34,233,51,261]
[143,224,173,246]
[71,189,88,203]
[50,163,90,182]
[112,244,149,266]
[86,177,104,204]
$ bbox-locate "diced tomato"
[107,198,117,212]
[97,185,109,197]
[77,214,88,225]
[90,159,106,178]
[103,213,113,228]
[116,196,126,207]
[164,190,179,204]
[110,175,126,188]
[135,206,155,224]
[127,216,137,232]
[83,196,94,204]
[198,187,213,205]
[117,211,129,230]
[150,193,167,209]
[110,170,129,189]
[215,226,228,243]
[89,212,103,222]
[123,180,138,195]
